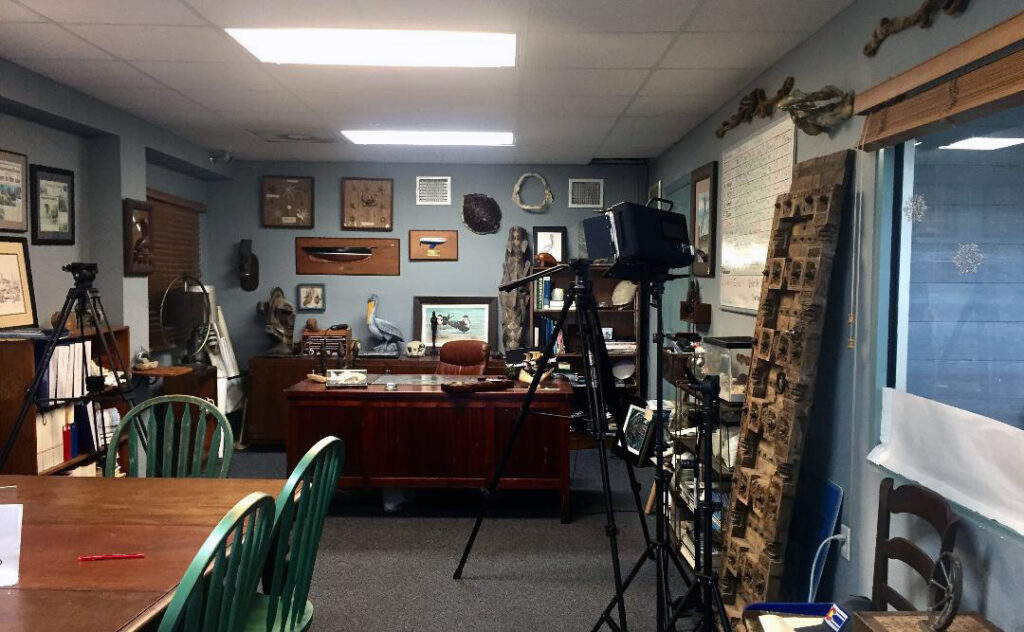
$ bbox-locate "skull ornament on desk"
[406,340,426,357]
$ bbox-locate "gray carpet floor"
[230,448,697,631]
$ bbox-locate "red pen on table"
[78,553,145,562]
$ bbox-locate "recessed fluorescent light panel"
[226,28,516,67]
[939,137,1024,150]
[342,130,514,146]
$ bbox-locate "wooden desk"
[285,376,575,521]
[246,354,506,445]
[0,476,284,632]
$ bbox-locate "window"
[893,105,1024,431]
[146,190,203,352]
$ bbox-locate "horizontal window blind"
[147,193,202,351]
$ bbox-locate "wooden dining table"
[0,475,284,632]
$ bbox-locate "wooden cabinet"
[0,326,131,475]
[245,354,506,446]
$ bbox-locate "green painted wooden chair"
[105,394,235,478]
[159,491,276,632]
[245,436,344,632]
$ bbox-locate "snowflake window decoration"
[903,194,927,222]
[952,243,983,274]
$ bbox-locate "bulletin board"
[719,118,795,312]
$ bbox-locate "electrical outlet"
[840,524,851,560]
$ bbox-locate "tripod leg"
[453,295,576,580]
[0,288,79,470]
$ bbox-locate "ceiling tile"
[82,86,202,111]
[597,133,674,159]
[516,115,617,146]
[685,0,852,33]
[520,95,632,118]
[131,61,278,91]
[0,0,44,21]
[514,145,597,165]
[184,0,529,31]
[521,68,649,97]
[641,67,759,97]
[662,32,798,69]
[181,89,308,113]
[528,0,699,32]
[610,114,703,139]
[14,59,164,89]
[17,0,203,25]
[129,107,227,129]
[66,25,251,62]
[0,22,112,60]
[269,66,520,97]
[523,32,672,69]
[625,95,716,117]
[306,93,517,130]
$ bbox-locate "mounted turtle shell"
[462,193,502,235]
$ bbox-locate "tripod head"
[64,262,98,289]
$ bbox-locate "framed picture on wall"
[296,283,326,312]
[0,236,37,329]
[689,161,717,277]
[413,296,498,348]
[0,149,28,233]
[122,198,153,276]
[533,226,568,264]
[409,229,458,261]
[30,165,74,245]
[342,178,393,231]
[261,176,314,228]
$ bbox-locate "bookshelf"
[528,264,647,396]
[0,326,132,475]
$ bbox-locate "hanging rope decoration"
[512,172,553,212]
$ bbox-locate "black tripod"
[453,259,653,632]
[0,263,134,471]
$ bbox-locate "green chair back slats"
[159,492,276,632]
[105,394,234,478]
[251,436,343,632]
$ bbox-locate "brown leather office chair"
[436,340,491,375]
[871,477,959,611]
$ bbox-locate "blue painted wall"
[651,1,1024,626]
[204,161,647,367]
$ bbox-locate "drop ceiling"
[0,0,853,164]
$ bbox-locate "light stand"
[453,260,653,632]
[0,263,134,471]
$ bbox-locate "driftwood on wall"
[863,0,970,57]
[499,226,531,351]
[717,150,854,626]
[716,77,795,138]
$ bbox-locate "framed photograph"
[413,296,498,348]
[342,178,393,231]
[0,149,28,232]
[0,236,37,329]
[296,283,326,312]
[122,198,153,276]
[409,229,458,261]
[261,176,314,228]
[533,226,568,264]
[689,161,718,277]
[30,165,74,245]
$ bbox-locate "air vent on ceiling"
[416,176,452,205]
[568,179,604,208]
[251,130,338,144]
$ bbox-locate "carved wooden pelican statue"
[366,293,404,354]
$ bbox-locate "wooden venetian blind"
[857,12,1024,151]
[147,190,203,352]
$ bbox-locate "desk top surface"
[285,374,574,399]
[0,475,284,632]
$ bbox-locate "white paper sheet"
[720,118,795,311]
[869,389,1024,535]
[0,504,24,586]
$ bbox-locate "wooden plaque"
[409,230,458,261]
[295,237,400,276]
[342,178,393,231]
